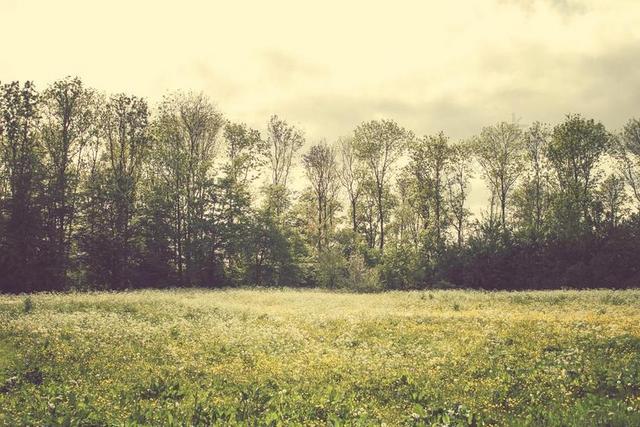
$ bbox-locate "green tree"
[447,142,473,248]
[223,122,267,187]
[99,93,150,288]
[353,119,410,252]
[473,121,524,233]
[547,114,610,238]
[302,142,340,251]
[338,136,364,232]
[265,115,304,219]
[214,122,266,284]
[595,174,628,232]
[40,76,97,288]
[150,92,224,285]
[614,118,640,206]
[0,81,45,292]
[407,132,453,251]
[512,122,553,243]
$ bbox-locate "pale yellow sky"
[2,0,640,211]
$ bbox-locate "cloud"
[499,0,588,16]
[576,42,640,126]
[190,61,243,101]
[260,50,329,87]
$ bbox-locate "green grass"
[0,289,639,426]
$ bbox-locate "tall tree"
[40,76,96,287]
[615,118,640,206]
[267,114,304,188]
[0,81,44,292]
[392,170,422,249]
[473,121,524,232]
[357,178,380,249]
[224,122,266,187]
[102,93,150,288]
[596,174,628,232]
[217,122,267,282]
[512,122,553,242]
[265,115,304,218]
[353,119,410,252]
[339,136,363,232]
[302,142,340,250]
[547,114,610,237]
[408,132,452,249]
[447,141,473,248]
[151,92,224,285]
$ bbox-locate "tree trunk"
[378,188,385,252]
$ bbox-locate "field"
[0,289,639,426]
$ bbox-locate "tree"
[338,136,363,232]
[267,115,304,188]
[150,92,224,285]
[596,174,628,232]
[615,118,640,205]
[512,122,553,243]
[265,115,304,218]
[547,114,610,237]
[0,81,44,292]
[216,122,267,282]
[392,170,422,249]
[473,121,524,233]
[408,132,452,250]
[101,93,151,288]
[447,142,473,248]
[245,207,306,286]
[302,142,340,251]
[40,76,96,288]
[353,119,410,252]
[356,178,381,250]
[223,122,267,187]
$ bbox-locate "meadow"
[0,289,639,426]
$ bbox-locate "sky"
[2,0,640,210]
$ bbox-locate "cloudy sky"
[1,0,639,209]
[2,0,639,139]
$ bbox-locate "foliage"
[2,77,640,292]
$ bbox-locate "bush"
[379,244,420,290]
[315,247,348,289]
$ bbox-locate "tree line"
[1,77,639,293]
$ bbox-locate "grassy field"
[0,289,639,426]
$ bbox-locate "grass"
[0,288,639,426]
